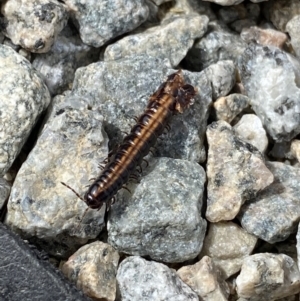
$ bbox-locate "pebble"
[0,178,10,210]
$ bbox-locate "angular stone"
[291,140,300,162]
[117,256,198,301]
[62,242,119,301]
[200,222,257,279]
[1,0,68,53]
[206,121,273,222]
[239,43,300,142]
[202,0,243,6]
[0,45,51,176]
[108,157,207,263]
[177,256,230,301]
[236,253,300,301]
[104,14,209,67]
[286,16,300,59]
[239,162,300,243]
[0,178,10,210]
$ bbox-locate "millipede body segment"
[84,70,197,210]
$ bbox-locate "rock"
[0,178,10,210]
[5,96,107,257]
[238,43,300,142]
[64,0,149,47]
[116,256,199,301]
[213,93,250,123]
[286,16,300,59]
[233,114,268,153]
[0,45,51,176]
[62,241,119,301]
[184,21,246,71]
[202,0,244,6]
[0,0,68,53]
[0,223,91,301]
[236,253,300,301]
[104,14,209,68]
[177,256,230,301]
[291,140,300,162]
[269,142,293,160]
[206,120,273,222]
[200,222,257,279]
[32,25,99,95]
[239,162,300,243]
[108,157,207,262]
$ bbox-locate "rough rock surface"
[117,256,199,301]
[206,120,273,222]
[108,157,207,262]
[0,45,51,176]
[239,162,300,243]
[62,241,119,301]
[1,0,68,53]
[291,140,300,162]
[64,0,149,47]
[286,16,300,59]
[0,178,10,210]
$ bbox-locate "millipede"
[62,70,197,213]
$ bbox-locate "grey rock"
[269,142,293,160]
[239,43,300,142]
[233,114,268,154]
[71,55,212,163]
[286,16,300,59]
[230,19,257,33]
[104,14,209,68]
[200,221,257,279]
[297,223,300,272]
[213,93,250,123]
[62,241,119,301]
[108,157,207,263]
[116,256,199,301]
[64,0,149,47]
[238,162,300,243]
[0,45,51,176]
[151,0,171,4]
[185,21,246,71]
[202,0,243,5]
[32,25,99,96]
[206,121,273,222]
[0,223,91,301]
[177,256,230,301]
[5,96,107,257]
[236,253,300,301]
[1,0,68,53]
[0,178,10,210]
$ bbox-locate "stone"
[206,120,273,222]
[0,45,51,176]
[200,222,257,279]
[177,256,230,301]
[62,241,119,301]
[117,256,199,301]
[286,16,300,59]
[64,0,149,47]
[5,95,107,257]
[202,0,243,6]
[213,93,250,123]
[0,178,10,210]
[239,162,300,243]
[291,140,300,162]
[236,253,300,301]
[108,157,207,262]
[239,43,300,142]
[104,14,209,68]
[233,114,268,154]
[0,0,68,53]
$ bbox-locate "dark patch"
[102,247,108,257]
[0,13,8,32]
[34,38,45,50]
[35,4,57,23]
[214,172,224,187]
[274,98,295,115]
[275,57,283,66]
[55,108,65,116]
[233,136,258,153]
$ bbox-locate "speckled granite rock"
[286,16,300,59]
[236,253,300,301]
[206,121,273,222]
[184,21,247,71]
[177,256,230,301]
[108,157,207,262]
[239,162,300,243]
[213,93,250,123]
[104,14,209,67]
[0,178,10,210]
[62,241,119,301]
[71,55,212,163]
[117,256,199,301]
[0,0,68,53]
[64,0,149,47]
[0,223,91,301]
[200,222,257,279]
[233,114,268,153]
[239,43,300,142]
[0,45,51,176]
[5,96,107,257]
[32,25,99,95]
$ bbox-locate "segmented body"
[84,70,197,210]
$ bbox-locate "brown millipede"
[63,70,197,212]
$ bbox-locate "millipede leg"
[142,158,149,168]
[61,182,84,202]
[122,186,132,194]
